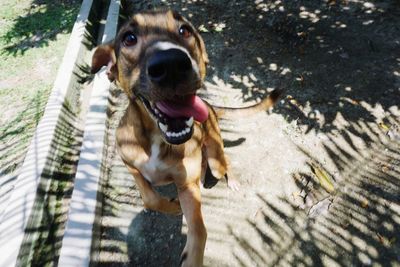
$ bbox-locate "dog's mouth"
[139,94,208,145]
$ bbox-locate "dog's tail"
[212,88,284,119]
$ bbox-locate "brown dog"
[91,9,280,266]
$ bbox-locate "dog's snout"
[147,48,192,86]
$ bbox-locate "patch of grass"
[0,0,81,176]
[0,0,80,56]
[0,85,50,174]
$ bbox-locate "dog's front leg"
[204,109,240,191]
[178,181,206,267]
[124,163,182,215]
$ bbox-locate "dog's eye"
[123,33,137,46]
[179,25,192,38]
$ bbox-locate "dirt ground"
[91,0,400,266]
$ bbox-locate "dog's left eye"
[179,25,192,38]
[123,33,137,46]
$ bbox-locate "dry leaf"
[329,227,337,234]
[287,95,302,109]
[328,0,337,6]
[292,172,302,181]
[297,31,307,38]
[387,124,400,141]
[377,233,385,244]
[290,98,299,105]
[253,208,263,221]
[308,197,332,218]
[214,26,223,32]
[311,164,335,193]
[292,191,301,199]
[350,99,359,105]
[378,122,390,131]
[341,222,350,229]
[292,191,301,197]
[376,234,396,246]
[361,199,369,208]
[198,24,209,33]
[381,165,390,173]
[296,74,305,87]
[213,23,226,32]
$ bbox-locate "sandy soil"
[91,1,400,266]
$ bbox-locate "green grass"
[0,2,85,264]
[0,0,81,175]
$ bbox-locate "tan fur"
[91,10,279,267]
[213,87,283,119]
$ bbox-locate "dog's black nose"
[147,49,192,86]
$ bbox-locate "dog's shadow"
[127,169,224,266]
[127,185,185,266]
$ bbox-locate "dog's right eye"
[179,25,192,38]
[123,33,137,47]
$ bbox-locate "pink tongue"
[155,95,209,123]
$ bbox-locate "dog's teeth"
[154,108,159,114]
[185,117,194,127]
[165,128,191,139]
[159,123,168,133]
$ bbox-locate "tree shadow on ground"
[231,112,400,266]
[1,0,81,56]
[122,0,400,134]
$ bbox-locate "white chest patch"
[147,140,162,172]
[140,137,168,184]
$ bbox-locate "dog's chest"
[136,137,172,185]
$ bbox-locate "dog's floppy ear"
[197,34,209,65]
[195,33,209,80]
[91,43,117,81]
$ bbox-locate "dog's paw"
[179,241,204,267]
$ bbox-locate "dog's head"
[91,10,209,145]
